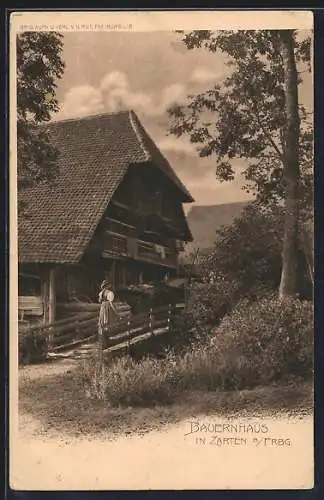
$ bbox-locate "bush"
[184,279,241,340]
[199,204,284,294]
[81,353,181,406]
[199,203,312,300]
[83,295,313,406]
[210,295,314,387]
[19,327,49,365]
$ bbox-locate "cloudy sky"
[53,31,313,210]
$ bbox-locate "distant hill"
[184,201,252,257]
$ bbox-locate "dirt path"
[13,360,314,490]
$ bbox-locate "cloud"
[102,84,153,114]
[190,67,224,84]
[59,71,157,119]
[99,70,155,115]
[57,85,103,119]
[157,136,197,155]
[58,72,190,121]
[160,83,187,110]
[99,71,128,92]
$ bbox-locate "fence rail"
[102,303,184,356]
[20,302,185,355]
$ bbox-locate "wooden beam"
[48,267,56,324]
[105,216,136,229]
[42,275,49,325]
[122,265,127,286]
[112,260,116,290]
[110,200,131,211]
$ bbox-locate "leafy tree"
[200,203,312,300]
[201,204,283,294]
[17,32,65,189]
[168,30,313,297]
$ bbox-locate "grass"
[76,295,313,408]
[19,359,313,440]
[19,295,313,440]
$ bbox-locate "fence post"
[127,319,131,352]
[47,326,53,350]
[75,319,80,343]
[149,308,153,336]
[97,321,104,374]
[167,303,172,331]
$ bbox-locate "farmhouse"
[18,110,194,325]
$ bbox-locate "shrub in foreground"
[81,353,181,405]
[209,295,314,389]
[19,327,49,365]
[184,278,241,340]
[82,296,313,406]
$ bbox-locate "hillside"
[184,201,252,257]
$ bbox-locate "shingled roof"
[18,110,194,264]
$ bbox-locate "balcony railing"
[102,232,128,258]
[102,231,177,267]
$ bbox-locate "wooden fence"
[20,302,184,356]
[102,303,184,356]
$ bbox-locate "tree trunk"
[279,30,300,299]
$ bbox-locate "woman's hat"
[100,280,112,290]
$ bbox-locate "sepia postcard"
[9,10,314,491]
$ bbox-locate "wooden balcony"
[102,232,128,259]
[137,240,177,268]
[102,230,177,268]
